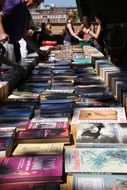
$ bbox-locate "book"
[0,109,34,121]
[16,121,69,131]
[76,123,127,148]
[0,155,63,183]
[74,85,107,96]
[72,58,91,65]
[65,148,127,173]
[40,103,74,113]
[73,174,127,190]
[0,183,60,190]
[15,128,70,144]
[80,91,113,98]
[45,86,75,94]
[110,76,127,95]
[40,98,74,104]
[12,143,64,156]
[8,93,39,102]
[115,81,127,102]
[71,107,127,124]
[31,117,69,123]
[0,136,13,157]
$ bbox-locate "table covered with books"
[0,44,127,190]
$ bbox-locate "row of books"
[0,44,127,190]
[94,58,127,111]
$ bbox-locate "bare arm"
[89,25,101,39]
[23,30,46,56]
[0,54,26,73]
[0,13,8,41]
[67,23,82,40]
[76,24,84,35]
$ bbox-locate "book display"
[0,44,127,190]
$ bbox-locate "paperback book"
[71,107,127,124]
[12,143,64,156]
[65,148,127,173]
[73,174,127,190]
[76,123,127,147]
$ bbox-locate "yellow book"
[12,143,64,156]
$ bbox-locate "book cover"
[76,123,127,147]
[73,174,127,190]
[78,97,119,107]
[45,86,75,94]
[8,93,39,102]
[40,103,73,112]
[12,143,64,156]
[41,98,74,104]
[31,117,69,123]
[15,128,69,143]
[0,155,63,183]
[80,91,113,98]
[75,85,106,95]
[71,107,127,124]
[16,121,69,131]
[65,148,127,173]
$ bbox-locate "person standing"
[88,14,106,54]
[0,0,46,62]
[63,10,82,45]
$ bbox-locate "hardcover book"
[40,103,73,113]
[16,121,69,131]
[76,123,127,147]
[71,107,127,124]
[15,128,70,144]
[73,174,127,190]
[65,148,127,173]
[0,183,60,190]
[0,136,13,157]
[0,155,63,183]
[12,143,64,156]
[74,85,106,95]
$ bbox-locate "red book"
[15,128,70,144]
[16,121,69,131]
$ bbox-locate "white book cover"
[65,148,127,173]
[76,123,127,147]
[71,107,127,124]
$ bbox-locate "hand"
[16,65,27,80]
[78,38,83,41]
[37,49,47,61]
[0,33,9,42]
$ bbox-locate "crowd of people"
[63,10,106,55]
[0,1,107,77]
